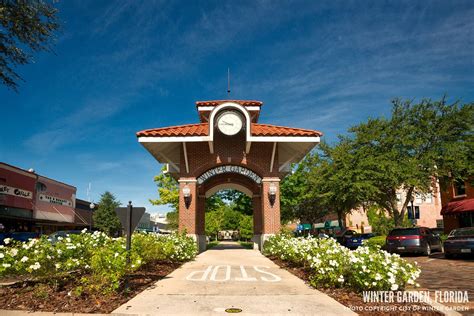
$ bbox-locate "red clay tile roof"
[137,123,208,137]
[196,100,263,107]
[137,123,322,137]
[252,124,322,137]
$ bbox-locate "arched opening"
[178,165,281,253]
[196,171,263,250]
[204,188,253,247]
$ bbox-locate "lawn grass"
[239,241,254,249]
[206,240,219,249]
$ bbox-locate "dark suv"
[385,227,443,255]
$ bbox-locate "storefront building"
[441,177,474,233]
[0,162,93,234]
[0,163,36,232]
[307,183,443,235]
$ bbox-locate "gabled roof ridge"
[196,100,263,107]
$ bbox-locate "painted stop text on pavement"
[186,265,282,282]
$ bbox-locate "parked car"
[431,227,445,236]
[344,233,375,249]
[48,230,82,244]
[334,229,357,245]
[385,227,443,255]
[443,227,474,259]
[0,232,40,244]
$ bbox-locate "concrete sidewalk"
[112,242,355,316]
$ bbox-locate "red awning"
[441,198,474,215]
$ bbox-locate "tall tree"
[239,214,253,241]
[0,0,60,90]
[309,140,375,229]
[205,208,225,240]
[93,191,121,236]
[350,98,474,226]
[150,166,179,229]
[280,156,329,225]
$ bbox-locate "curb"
[0,311,109,316]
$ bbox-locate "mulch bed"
[269,257,443,316]
[0,261,182,314]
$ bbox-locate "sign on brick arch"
[197,165,262,185]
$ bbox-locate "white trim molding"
[178,178,197,183]
[208,102,252,143]
[261,177,281,182]
[138,136,210,143]
[138,134,320,144]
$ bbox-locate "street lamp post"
[268,182,277,207]
[182,185,191,209]
[89,202,95,231]
[409,196,415,227]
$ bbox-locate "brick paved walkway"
[405,253,474,315]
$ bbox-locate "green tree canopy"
[280,97,473,229]
[239,214,253,241]
[349,98,473,226]
[150,166,180,229]
[150,166,179,211]
[280,157,319,224]
[1,0,60,90]
[205,207,225,240]
[93,191,121,236]
[309,140,375,228]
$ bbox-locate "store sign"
[197,165,262,184]
[0,185,33,199]
[39,194,72,207]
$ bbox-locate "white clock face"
[217,111,243,136]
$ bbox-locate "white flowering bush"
[347,246,420,291]
[264,234,420,291]
[0,230,197,292]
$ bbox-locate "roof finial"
[227,67,231,97]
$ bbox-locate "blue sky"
[1,1,473,214]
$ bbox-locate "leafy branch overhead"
[0,0,60,90]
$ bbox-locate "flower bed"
[0,230,197,293]
[263,233,420,291]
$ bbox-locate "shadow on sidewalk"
[207,241,247,250]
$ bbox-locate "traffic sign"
[115,205,145,232]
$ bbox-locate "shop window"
[453,180,466,197]
[424,194,432,204]
[459,212,474,228]
[436,219,443,228]
[36,182,47,192]
[415,193,423,204]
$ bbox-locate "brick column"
[261,178,281,240]
[252,195,263,250]
[196,196,205,235]
[178,178,206,252]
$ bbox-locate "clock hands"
[219,121,234,126]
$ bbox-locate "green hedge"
[363,236,386,249]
